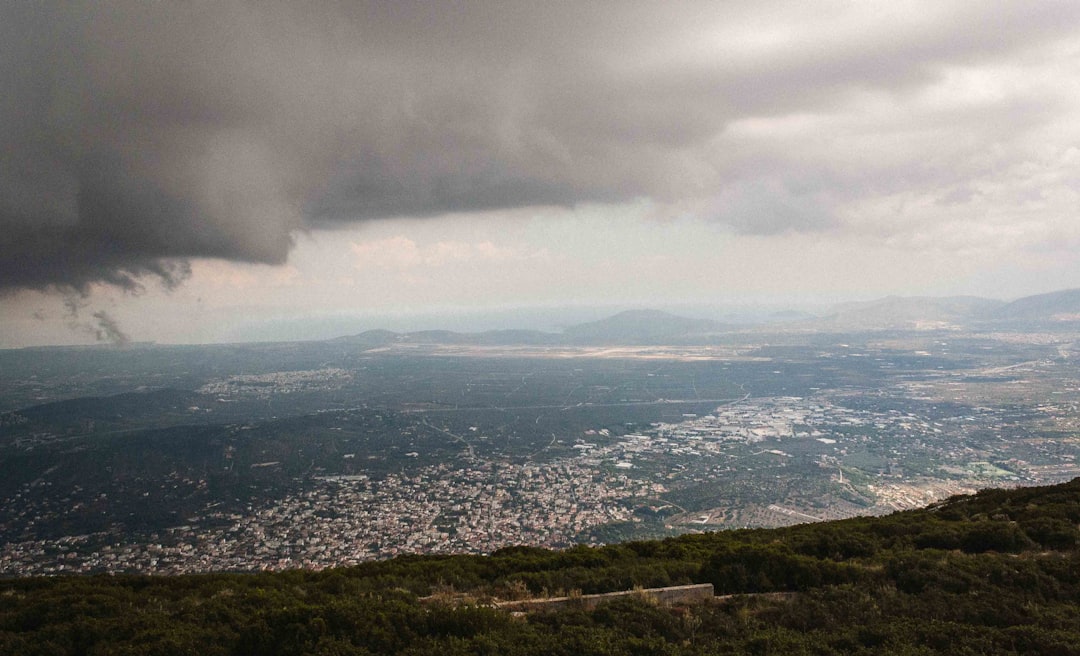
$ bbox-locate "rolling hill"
[985,287,1080,323]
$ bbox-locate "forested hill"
[2,479,1079,655]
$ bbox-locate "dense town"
[0,457,651,575]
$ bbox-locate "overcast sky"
[3,1,1080,346]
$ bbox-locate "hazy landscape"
[4,2,1080,653]
[4,292,1080,654]
[4,287,1080,576]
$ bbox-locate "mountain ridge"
[986,287,1080,322]
[332,287,1080,345]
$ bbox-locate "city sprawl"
[2,328,1080,575]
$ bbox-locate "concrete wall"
[497,583,715,613]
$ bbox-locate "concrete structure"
[496,583,715,612]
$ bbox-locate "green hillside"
[2,479,1079,655]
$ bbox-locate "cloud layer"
[3,1,1080,292]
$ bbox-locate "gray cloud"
[3,1,1080,292]
[59,293,128,344]
[706,180,835,236]
[90,310,130,346]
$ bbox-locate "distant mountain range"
[561,310,732,344]
[817,295,1004,331]
[986,287,1080,322]
[819,287,1080,329]
[335,288,1080,345]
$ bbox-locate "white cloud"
[350,236,544,270]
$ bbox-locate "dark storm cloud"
[3,1,1080,292]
